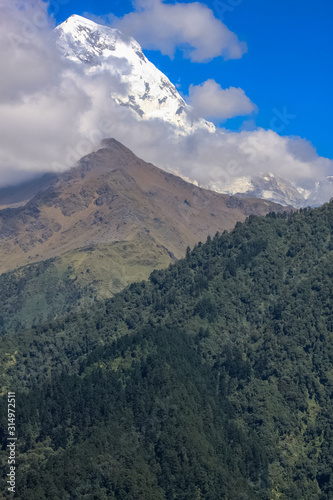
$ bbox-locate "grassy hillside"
[0,201,332,499]
[0,235,173,334]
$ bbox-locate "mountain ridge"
[0,138,287,275]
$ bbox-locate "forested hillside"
[0,201,332,499]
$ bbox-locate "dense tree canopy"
[0,201,332,499]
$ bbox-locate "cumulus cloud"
[112,0,247,62]
[187,80,257,121]
[0,1,331,206]
[0,0,60,102]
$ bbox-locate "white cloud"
[0,0,128,185]
[187,80,257,121]
[112,0,247,62]
[116,125,332,196]
[0,0,60,102]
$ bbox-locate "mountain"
[54,15,332,208]
[208,173,311,207]
[0,200,332,498]
[0,138,285,274]
[0,139,286,333]
[209,173,333,208]
[55,15,214,135]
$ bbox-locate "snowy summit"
[55,15,215,135]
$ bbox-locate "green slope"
[0,235,173,335]
[0,201,332,499]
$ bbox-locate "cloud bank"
[0,0,331,206]
[188,80,257,121]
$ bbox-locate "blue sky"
[52,0,333,160]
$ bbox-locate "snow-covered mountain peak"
[205,173,326,207]
[56,15,142,63]
[55,15,215,134]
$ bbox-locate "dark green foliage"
[5,328,268,499]
[0,201,333,498]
